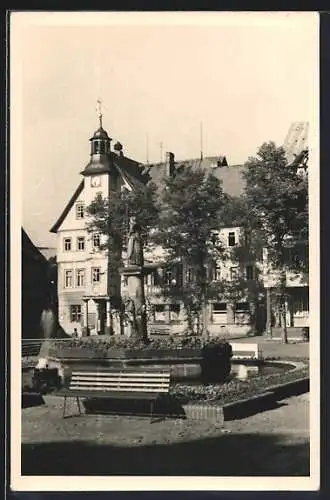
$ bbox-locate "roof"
[148,156,246,197]
[22,228,48,265]
[50,180,84,233]
[50,153,147,233]
[91,126,111,140]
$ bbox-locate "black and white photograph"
[10,11,319,491]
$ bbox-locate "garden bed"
[169,363,309,406]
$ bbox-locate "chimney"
[114,141,124,157]
[165,152,175,177]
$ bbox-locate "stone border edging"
[182,376,309,423]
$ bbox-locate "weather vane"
[96,98,103,128]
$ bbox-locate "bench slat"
[71,371,170,378]
[70,380,169,387]
[70,386,168,393]
[57,389,161,400]
[71,376,169,383]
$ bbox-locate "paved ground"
[21,392,309,476]
[231,336,309,359]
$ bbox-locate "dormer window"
[228,231,236,247]
[76,203,84,219]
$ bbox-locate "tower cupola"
[81,101,114,176]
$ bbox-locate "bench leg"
[150,400,154,423]
[62,395,67,419]
[76,397,82,416]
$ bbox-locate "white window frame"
[228,231,236,247]
[76,269,85,288]
[70,304,82,323]
[63,237,72,251]
[76,203,84,219]
[93,233,101,248]
[92,267,101,283]
[64,269,73,288]
[77,236,85,251]
[230,266,239,281]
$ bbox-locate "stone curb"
[182,376,309,422]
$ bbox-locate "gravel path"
[21,392,309,476]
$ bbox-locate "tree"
[154,165,226,335]
[243,142,308,343]
[86,181,159,341]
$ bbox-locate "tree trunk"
[201,293,209,337]
[279,272,288,344]
[266,288,272,337]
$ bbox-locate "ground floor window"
[70,304,82,323]
[235,302,250,313]
[293,289,309,317]
[169,303,180,321]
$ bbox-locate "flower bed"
[169,363,309,406]
[39,335,232,361]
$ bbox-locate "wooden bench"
[230,343,263,361]
[55,367,171,422]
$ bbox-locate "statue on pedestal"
[127,219,143,267]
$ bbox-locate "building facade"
[51,119,308,337]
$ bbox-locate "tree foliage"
[86,182,159,271]
[242,141,309,342]
[154,166,226,334]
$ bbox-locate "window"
[77,236,85,251]
[228,231,236,247]
[230,266,239,280]
[213,266,221,281]
[246,265,254,281]
[93,233,100,248]
[70,305,82,323]
[170,304,180,314]
[76,269,85,287]
[76,203,84,219]
[93,140,106,155]
[186,267,194,283]
[213,302,226,312]
[164,270,173,286]
[63,238,72,251]
[236,302,250,313]
[155,304,166,313]
[64,269,73,288]
[92,267,101,283]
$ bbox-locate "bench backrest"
[68,368,171,394]
[230,343,262,360]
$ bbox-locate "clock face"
[91,176,101,187]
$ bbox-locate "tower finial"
[96,98,103,128]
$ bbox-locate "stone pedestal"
[119,265,148,340]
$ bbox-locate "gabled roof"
[22,228,48,265]
[50,180,84,233]
[50,153,147,234]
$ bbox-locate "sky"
[11,12,318,248]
